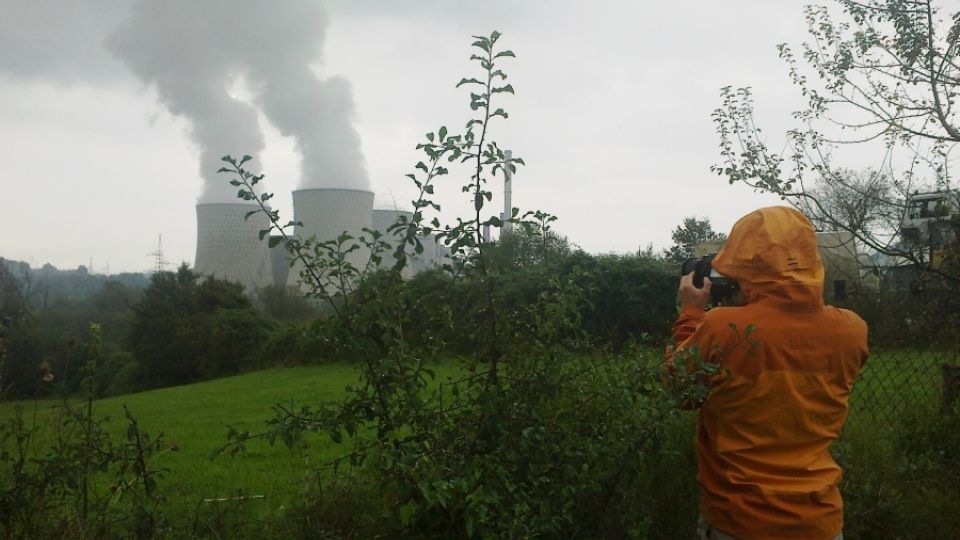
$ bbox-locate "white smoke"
[107,0,370,203]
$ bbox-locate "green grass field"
[0,362,461,527]
[1,350,953,536]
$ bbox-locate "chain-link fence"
[848,345,960,427]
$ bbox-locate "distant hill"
[0,257,148,306]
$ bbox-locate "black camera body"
[680,253,740,307]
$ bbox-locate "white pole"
[502,150,513,235]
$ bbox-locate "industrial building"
[194,203,273,292]
[194,190,450,293]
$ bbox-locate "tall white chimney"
[501,149,513,236]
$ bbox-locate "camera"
[680,253,741,306]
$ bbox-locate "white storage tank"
[412,232,451,275]
[194,203,273,292]
[288,188,375,290]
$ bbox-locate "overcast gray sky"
[0,0,815,273]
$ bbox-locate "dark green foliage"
[0,318,45,399]
[575,253,677,347]
[2,257,314,397]
[192,308,278,378]
[0,265,144,399]
[254,283,319,323]
[126,265,275,388]
[394,251,676,355]
[0,326,166,538]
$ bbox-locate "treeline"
[248,229,680,370]
[0,259,318,399]
[0,234,681,400]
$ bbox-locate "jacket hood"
[712,206,824,310]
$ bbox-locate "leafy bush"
[576,253,677,347]
[126,265,276,388]
[0,325,166,538]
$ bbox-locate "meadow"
[1,349,956,538]
[0,361,459,532]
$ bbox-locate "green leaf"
[400,501,417,526]
[439,126,447,140]
[259,229,270,241]
[239,155,253,166]
[493,84,515,94]
[229,180,242,186]
[494,50,515,58]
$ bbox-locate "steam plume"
[108,0,369,203]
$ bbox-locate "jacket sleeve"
[671,305,706,352]
[663,305,716,408]
[665,305,708,371]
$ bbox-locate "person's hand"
[678,271,711,309]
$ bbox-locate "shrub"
[126,265,275,388]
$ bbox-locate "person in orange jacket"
[667,206,868,540]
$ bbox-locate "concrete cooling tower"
[195,203,273,292]
[372,209,415,278]
[289,189,375,290]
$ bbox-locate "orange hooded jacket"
[669,207,868,540]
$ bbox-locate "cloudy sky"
[0,0,818,273]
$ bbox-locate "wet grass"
[0,361,461,528]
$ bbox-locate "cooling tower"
[288,189,375,290]
[194,203,273,292]
[269,235,291,287]
[372,209,415,278]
